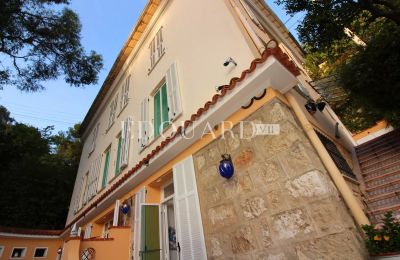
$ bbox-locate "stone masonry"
[193,98,368,259]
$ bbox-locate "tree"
[0,105,82,229]
[276,0,400,51]
[276,0,400,131]
[0,0,103,91]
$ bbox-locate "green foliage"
[276,0,400,131]
[0,105,81,229]
[275,0,400,51]
[339,23,400,128]
[362,212,400,255]
[0,0,103,91]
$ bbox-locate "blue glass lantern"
[121,203,130,215]
[219,154,234,179]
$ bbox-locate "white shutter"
[84,223,92,239]
[74,177,84,212]
[173,156,207,260]
[138,98,149,150]
[120,117,132,169]
[113,200,120,227]
[133,187,146,260]
[166,62,182,121]
[86,154,101,201]
[90,123,99,153]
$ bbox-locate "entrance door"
[140,204,160,260]
[160,198,178,260]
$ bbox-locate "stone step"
[358,146,400,164]
[365,169,400,183]
[361,160,400,178]
[366,179,400,197]
[365,171,400,188]
[360,153,400,171]
[367,194,400,211]
[357,141,400,161]
[356,130,400,153]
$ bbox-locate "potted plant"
[362,212,400,259]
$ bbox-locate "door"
[140,204,161,260]
[173,156,207,260]
[161,199,178,260]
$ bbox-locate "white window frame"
[89,123,99,155]
[10,247,27,259]
[33,247,48,258]
[0,246,4,258]
[108,93,119,130]
[148,27,165,73]
[119,75,131,114]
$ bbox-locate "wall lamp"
[223,57,237,67]
[305,99,326,115]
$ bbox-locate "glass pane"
[161,83,169,130]
[115,137,122,175]
[154,91,161,137]
[102,150,110,188]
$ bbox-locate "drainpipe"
[228,0,265,55]
[285,89,370,226]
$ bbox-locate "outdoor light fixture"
[57,247,62,255]
[219,154,234,179]
[215,85,224,92]
[305,99,326,114]
[223,57,237,67]
[305,100,317,114]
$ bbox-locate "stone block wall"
[193,98,367,259]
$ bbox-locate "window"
[11,247,27,258]
[163,182,174,199]
[153,82,169,137]
[139,63,182,149]
[34,248,48,258]
[149,27,165,71]
[108,94,119,129]
[84,154,102,204]
[115,135,122,176]
[101,148,111,189]
[81,172,89,206]
[120,75,130,113]
[89,123,99,154]
[0,246,4,258]
[316,131,356,179]
[103,219,113,238]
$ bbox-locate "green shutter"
[154,91,161,137]
[101,150,110,188]
[115,136,122,176]
[140,205,160,260]
[161,83,169,130]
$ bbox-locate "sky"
[0,0,302,133]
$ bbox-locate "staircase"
[356,130,400,223]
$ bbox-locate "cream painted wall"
[67,0,257,224]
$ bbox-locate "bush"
[362,212,400,255]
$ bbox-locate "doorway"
[160,197,178,260]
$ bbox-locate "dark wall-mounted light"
[305,99,326,114]
[219,154,234,179]
[223,57,237,67]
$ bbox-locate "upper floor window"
[120,75,131,113]
[149,27,165,72]
[89,123,99,155]
[153,81,169,137]
[0,246,4,258]
[138,62,182,150]
[108,93,119,129]
[101,147,111,189]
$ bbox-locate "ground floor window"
[34,247,48,258]
[11,247,27,258]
